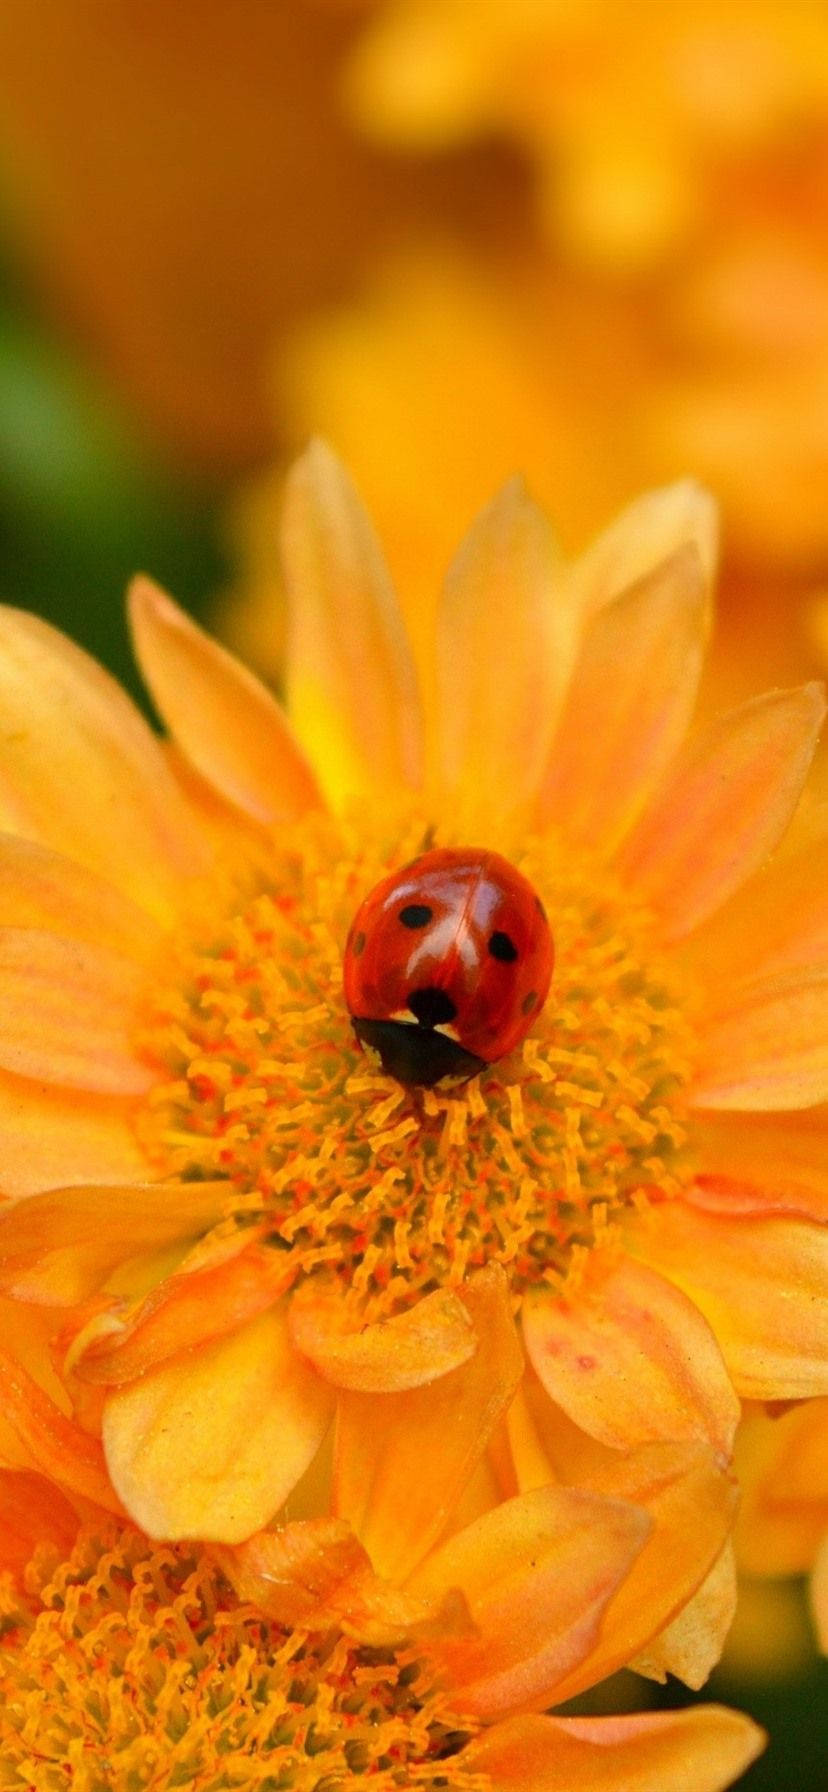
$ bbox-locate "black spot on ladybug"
[521,989,538,1014]
[351,929,366,957]
[399,903,434,929]
[489,930,519,963]
[407,986,458,1028]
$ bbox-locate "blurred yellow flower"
[0,1498,764,1792]
[0,446,826,1592]
[735,1399,828,1655]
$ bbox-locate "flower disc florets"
[140,806,694,1323]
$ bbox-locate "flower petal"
[0,606,205,921]
[222,1519,426,1644]
[626,1196,828,1400]
[544,1439,738,1702]
[462,1706,763,1792]
[523,1251,738,1458]
[573,481,719,619]
[694,1108,828,1223]
[407,1484,650,1717]
[334,1266,522,1582]
[0,1350,119,1510]
[0,1468,79,1580]
[619,685,826,939]
[811,1532,828,1652]
[0,1069,146,1198]
[289,1281,476,1391]
[0,927,152,1094]
[682,833,828,992]
[102,1304,333,1541]
[0,834,160,960]
[692,968,828,1111]
[632,1541,737,1689]
[281,439,422,803]
[74,1234,295,1383]
[0,1179,229,1305]
[434,478,571,816]
[541,545,707,852]
[129,576,322,824]
[735,1403,828,1577]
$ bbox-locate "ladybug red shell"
[343,847,554,1086]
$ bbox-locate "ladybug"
[343,847,554,1086]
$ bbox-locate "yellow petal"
[541,546,707,852]
[0,1350,119,1511]
[0,927,152,1094]
[434,478,570,816]
[632,1541,737,1689]
[573,481,719,620]
[463,1706,763,1792]
[694,1108,828,1223]
[693,968,828,1111]
[102,1304,333,1541]
[0,606,205,922]
[129,576,322,824]
[334,1266,522,1582]
[0,834,160,960]
[408,1484,650,1717]
[281,439,422,804]
[546,1440,738,1703]
[523,1251,738,1458]
[222,1519,426,1645]
[735,1401,828,1577]
[0,1068,145,1198]
[682,833,828,992]
[626,1197,828,1401]
[289,1280,476,1391]
[0,1179,228,1304]
[619,685,826,940]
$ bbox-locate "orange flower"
[734,1398,828,1655]
[0,444,827,1577]
[0,1480,763,1792]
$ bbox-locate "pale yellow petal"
[0,606,206,921]
[129,576,322,824]
[102,1304,333,1541]
[523,1251,738,1458]
[541,546,706,852]
[0,927,151,1093]
[693,968,828,1110]
[463,1706,763,1792]
[0,834,160,960]
[632,1542,737,1689]
[0,1179,230,1305]
[0,1069,145,1198]
[573,481,719,619]
[694,1108,828,1223]
[434,478,571,815]
[289,1281,476,1391]
[619,685,826,939]
[626,1197,828,1401]
[281,439,422,803]
[682,834,828,992]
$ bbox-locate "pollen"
[0,1526,485,1792]
[138,808,696,1323]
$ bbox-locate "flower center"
[0,1527,483,1792]
[139,807,695,1322]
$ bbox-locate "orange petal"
[573,481,718,620]
[463,1706,763,1792]
[625,1197,828,1401]
[0,1350,120,1510]
[694,1108,828,1223]
[619,685,826,940]
[0,926,152,1094]
[0,1178,229,1305]
[541,545,707,852]
[222,1519,426,1644]
[102,1304,333,1541]
[545,1439,738,1703]
[692,967,828,1111]
[281,440,422,804]
[334,1265,522,1582]
[523,1251,738,1458]
[632,1540,737,1689]
[129,576,322,824]
[74,1234,295,1383]
[289,1280,476,1391]
[434,479,570,816]
[0,834,160,961]
[0,1068,146,1198]
[408,1484,650,1718]
[735,1401,828,1577]
[0,605,206,922]
[0,1468,80,1579]
[681,833,828,993]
